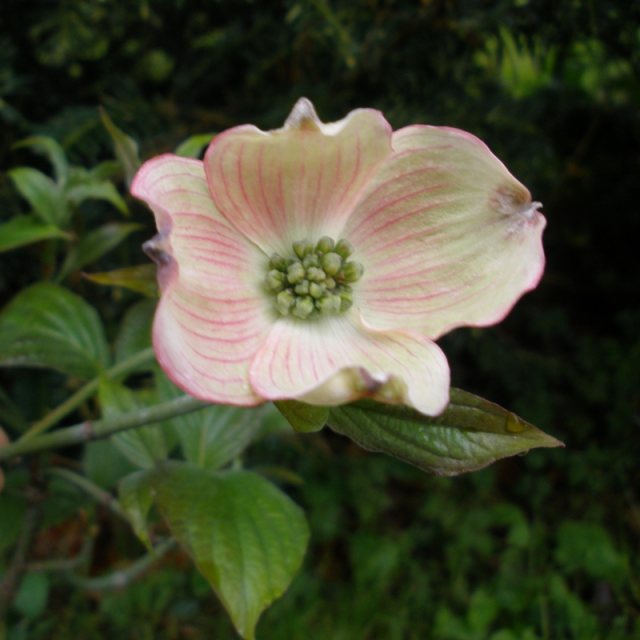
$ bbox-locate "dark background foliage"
[1,1,638,638]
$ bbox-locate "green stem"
[0,394,207,462]
[26,536,94,574]
[47,467,126,519]
[23,347,156,440]
[68,539,175,591]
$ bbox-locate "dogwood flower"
[131,99,545,416]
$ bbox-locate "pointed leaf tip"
[328,388,563,476]
[13,136,69,184]
[152,464,309,639]
[118,470,154,549]
[0,216,70,254]
[99,107,141,185]
[83,264,158,297]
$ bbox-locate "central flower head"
[265,237,363,319]
[131,98,546,416]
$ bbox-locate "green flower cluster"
[265,237,364,319]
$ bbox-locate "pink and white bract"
[131,99,545,416]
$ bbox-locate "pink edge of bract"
[248,315,451,417]
[152,290,266,407]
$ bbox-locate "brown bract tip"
[284,97,322,132]
[143,234,172,266]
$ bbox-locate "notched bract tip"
[357,367,387,395]
[491,184,544,232]
[284,97,322,132]
[143,234,172,266]
[518,200,543,221]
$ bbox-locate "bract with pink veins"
[131,98,545,417]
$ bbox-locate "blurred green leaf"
[174,133,215,158]
[254,466,304,486]
[136,49,175,83]
[328,389,563,476]
[274,399,328,433]
[156,371,262,470]
[488,504,531,548]
[100,107,140,185]
[88,159,121,182]
[13,135,69,184]
[0,282,109,378]
[8,167,67,226]
[153,463,309,640]
[29,3,110,67]
[99,378,171,469]
[118,469,154,548]
[65,180,128,215]
[490,631,539,640]
[13,572,49,619]
[565,39,635,104]
[0,215,70,254]
[475,27,557,99]
[548,574,599,637]
[56,222,141,280]
[84,264,158,297]
[114,299,155,366]
[434,606,469,639]
[555,521,627,582]
[84,439,137,490]
[468,588,499,635]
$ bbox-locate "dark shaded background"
[1,1,638,638]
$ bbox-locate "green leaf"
[156,371,262,470]
[555,521,627,582]
[84,264,158,297]
[13,136,69,184]
[328,389,563,476]
[0,283,109,378]
[13,572,49,619]
[99,107,140,185]
[0,215,70,253]
[99,378,170,469]
[56,222,141,280]
[118,470,154,548]
[275,399,328,433]
[174,132,215,158]
[153,463,309,639]
[114,299,155,365]
[88,159,122,182]
[84,439,137,489]
[467,588,499,634]
[65,180,129,215]
[8,167,68,225]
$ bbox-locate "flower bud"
[342,261,364,283]
[321,252,342,276]
[315,236,335,253]
[287,261,305,284]
[276,290,295,315]
[293,296,315,319]
[335,239,353,259]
